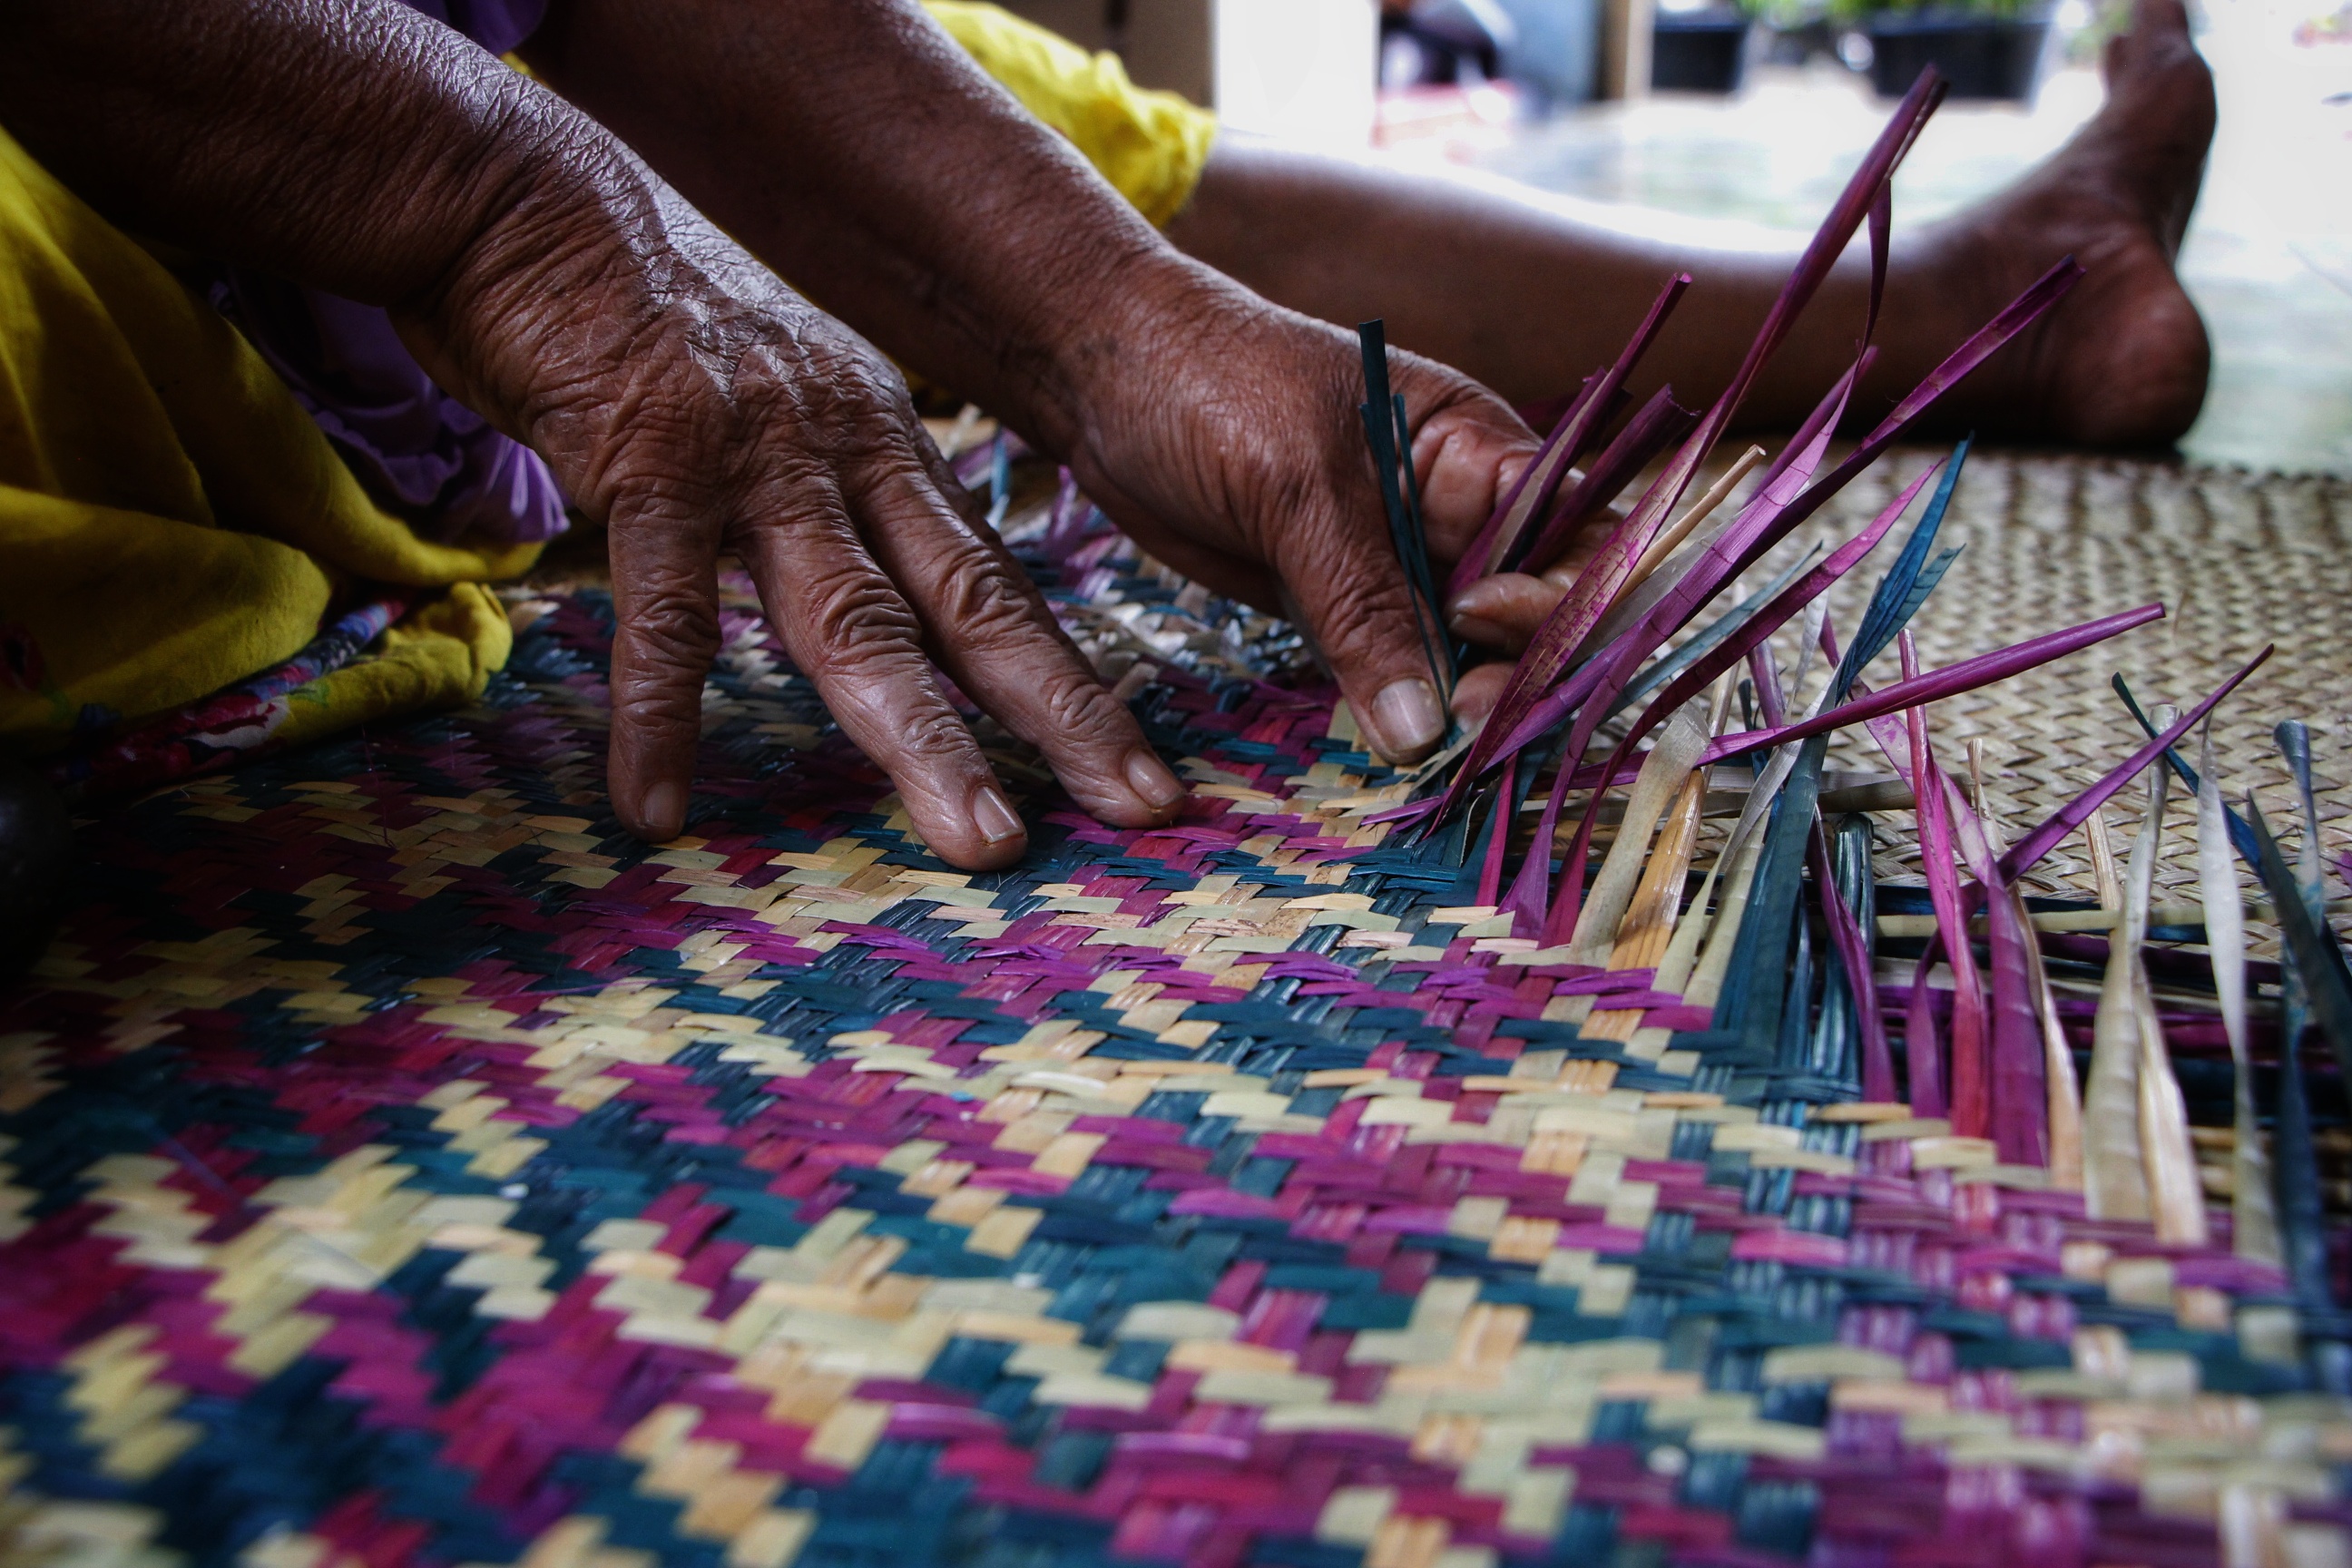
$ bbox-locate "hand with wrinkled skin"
[521,0,1547,766]
[1049,280,1537,758]
[1,0,1182,870]
[0,0,1555,871]
[407,181,1190,869]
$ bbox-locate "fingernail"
[973,784,1024,846]
[1124,749,1184,809]
[639,780,685,839]
[1372,678,1446,757]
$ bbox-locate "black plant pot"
[1652,12,1752,92]
[1862,9,2052,101]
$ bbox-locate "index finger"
[1270,453,1452,766]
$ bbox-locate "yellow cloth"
[0,6,1210,764]
[925,2,1218,228]
[0,123,531,753]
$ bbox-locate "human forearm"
[1164,141,1903,429]
[0,0,728,475]
[518,0,1557,763]
[519,0,1222,460]
[0,0,1195,865]
[0,0,583,315]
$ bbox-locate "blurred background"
[995,0,2352,475]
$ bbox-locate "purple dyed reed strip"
[1442,75,1949,808]
[1447,274,1690,597]
[1753,351,1874,499]
[1533,459,1936,933]
[1517,356,1862,782]
[1919,754,2050,1163]
[1476,754,1517,908]
[1503,743,1568,932]
[1515,386,1698,578]
[1538,967,1661,994]
[1904,941,1948,1119]
[1488,655,1612,772]
[1714,260,2082,595]
[1438,466,1685,822]
[1497,264,2074,825]
[1520,414,1903,934]
[1690,604,2166,771]
[1863,183,1896,351]
[1984,874,2050,1167]
[1586,262,2079,763]
[1906,634,1983,1132]
[1990,647,2273,886]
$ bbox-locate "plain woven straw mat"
[1806,449,2352,924]
[2,445,2348,1568]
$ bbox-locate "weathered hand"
[0,0,1556,863]
[508,0,1553,769]
[405,181,1182,869]
[1058,279,1539,762]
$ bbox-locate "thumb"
[1281,365,1532,761]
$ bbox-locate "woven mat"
[1807,449,2352,915]
[3,450,2348,1568]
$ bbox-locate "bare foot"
[1916,0,2215,446]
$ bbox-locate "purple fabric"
[203,0,567,548]
[401,0,550,56]
[207,272,569,546]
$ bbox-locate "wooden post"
[1601,0,1654,100]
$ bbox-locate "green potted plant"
[1834,0,2056,101]
[1744,0,1843,67]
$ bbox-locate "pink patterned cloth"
[202,0,566,548]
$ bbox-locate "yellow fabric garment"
[0,123,531,754]
[925,2,1218,227]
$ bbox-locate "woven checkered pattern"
[4,465,2349,1568]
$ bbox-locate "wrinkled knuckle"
[623,593,722,665]
[1318,579,1423,665]
[931,551,1044,642]
[563,318,917,522]
[732,450,843,524]
[572,400,711,517]
[610,485,729,554]
[612,686,702,737]
[803,569,921,661]
[1034,668,1128,740]
[893,703,978,765]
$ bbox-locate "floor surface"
[1430,8,2352,475]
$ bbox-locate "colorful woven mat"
[5,453,2350,1568]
